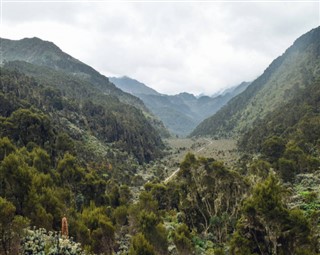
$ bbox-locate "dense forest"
[0,67,166,254]
[1,27,320,255]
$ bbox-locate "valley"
[0,26,320,255]
[129,137,238,201]
[136,137,238,184]
[163,138,237,183]
[164,138,238,175]
[110,77,250,137]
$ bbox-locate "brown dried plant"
[62,216,68,238]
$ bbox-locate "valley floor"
[130,138,238,200]
[163,137,238,179]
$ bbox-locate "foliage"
[0,133,116,252]
[0,66,164,163]
[239,79,320,182]
[172,223,194,255]
[230,174,317,255]
[129,233,155,255]
[75,202,115,254]
[0,197,30,254]
[21,228,85,255]
[172,154,248,243]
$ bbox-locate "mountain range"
[110,76,250,136]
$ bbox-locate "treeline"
[1,116,319,255]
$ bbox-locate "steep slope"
[191,26,320,137]
[111,76,249,136]
[0,67,164,163]
[239,77,320,154]
[109,76,160,96]
[0,68,167,253]
[219,81,251,97]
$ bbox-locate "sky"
[1,1,320,95]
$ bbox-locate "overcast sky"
[1,1,320,95]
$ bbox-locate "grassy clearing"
[162,137,239,178]
[131,137,239,196]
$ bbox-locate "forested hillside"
[239,78,320,182]
[1,37,145,110]
[0,68,164,163]
[1,37,169,137]
[191,26,320,137]
[0,66,166,254]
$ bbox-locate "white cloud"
[1,1,319,95]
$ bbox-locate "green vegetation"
[230,174,317,254]
[1,37,169,139]
[191,27,320,138]
[0,67,164,163]
[0,66,164,253]
[239,78,320,183]
[1,27,320,254]
[1,37,146,111]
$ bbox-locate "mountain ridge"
[0,37,150,113]
[191,26,320,137]
[109,76,160,96]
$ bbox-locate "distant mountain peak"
[4,37,63,52]
[177,92,196,100]
[21,37,49,42]
[0,37,82,67]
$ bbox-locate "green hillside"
[1,37,171,136]
[0,66,163,164]
[1,37,145,110]
[0,68,164,253]
[238,78,320,181]
[191,26,320,137]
